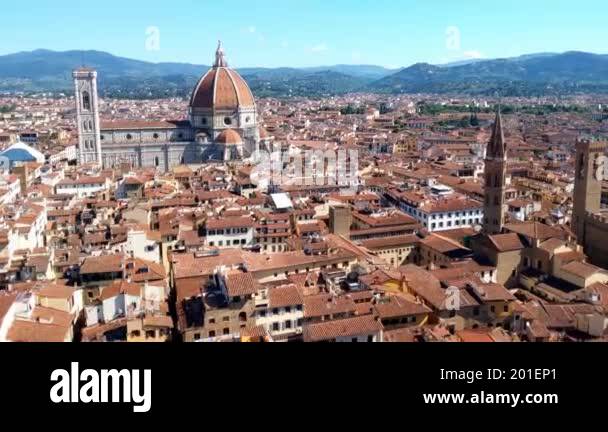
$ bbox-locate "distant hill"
[1,49,608,98]
[0,49,379,97]
[0,49,207,80]
[367,51,608,96]
[302,65,396,79]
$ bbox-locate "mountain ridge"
[1,49,608,97]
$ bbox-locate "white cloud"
[463,50,484,59]
[309,43,329,53]
[247,26,257,34]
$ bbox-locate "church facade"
[73,42,261,170]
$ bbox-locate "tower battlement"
[576,137,608,153]
[72,68,97,78]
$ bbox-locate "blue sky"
[1,0,606,68]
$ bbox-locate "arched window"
[82,91,91,111]
[89,120,93,131]
[154,156,160,167]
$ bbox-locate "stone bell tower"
[483,108,508,235]
[73,68,102,166]
[572,137,607,244]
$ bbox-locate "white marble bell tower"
[73,68,102,166]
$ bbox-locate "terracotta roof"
[303,315,383,342]
[143,315,173,328]
[304,294,357,318]
[206,216,253,230]
[538,238,567,253]
[542,304,598,329]
[173,248,356,280]
[488,233,526,252]
[100,280,142,301]
[561,261,604,279]
[82,318,128,341]
[353,210,417,228]
[359,235,420,250]
[457,329,495,343]
[421,233,471,254]
[125,258,166,283]
[0,292,18,327]
[268,284,303,308]
[225,272,259,297]
[374,295,431,319]
[215,129,243,145]
[399,265,479,310]
[384,327,419,342]
[6,319,71,342]
[38,284,74,300]
[190,66,255,110]
[30,307,74,327]
[504,222,565,241]
[80,254,123,274]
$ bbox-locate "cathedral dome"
[216,129,243,145]
[190,42,255,111]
